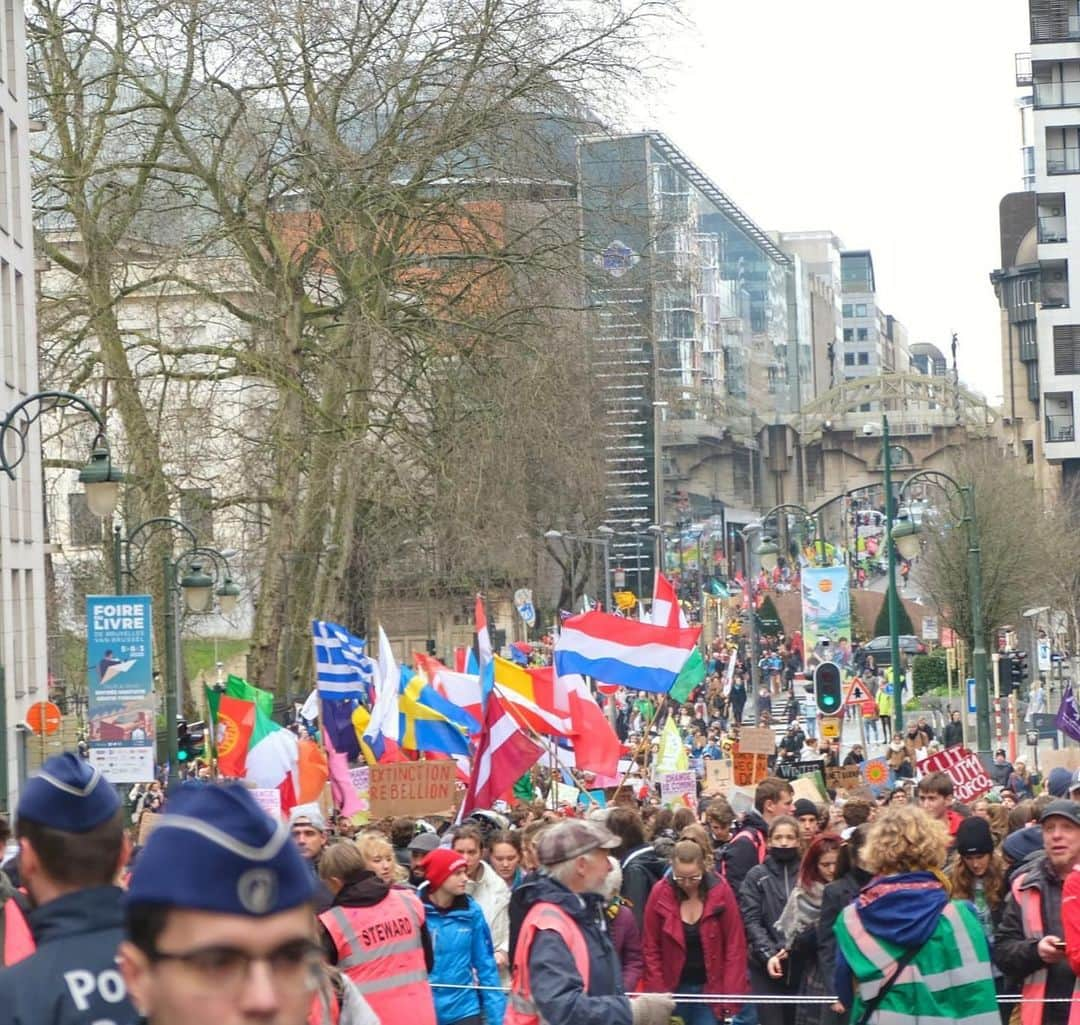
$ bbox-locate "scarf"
[774,880,824,946]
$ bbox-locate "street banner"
[86,595,155,783]
[659,770,697,809]
[1056,684,1080,743]
[801,567,852,670]
[923,746,994,803]
[368,761,456,818]
[1038,638,1052,673]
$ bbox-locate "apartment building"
[0,0,48,808]
[990,0,1080,498]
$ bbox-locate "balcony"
[1032,13,1080,43]
[1040,215,1068,241]
[1048,147,1080,174]
[1036,80,1080,107]
[1018,52,1033,86]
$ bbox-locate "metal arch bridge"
[789,372,997,443]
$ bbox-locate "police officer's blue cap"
[17,752,120,832]
[126,783,314,916]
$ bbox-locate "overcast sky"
[639,1,1030,402]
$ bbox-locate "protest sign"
[137,811,161,845]
[775,759,826,782]
[732,748,769,787]
[659,770,697,809]
[738,727,776,756]
[368,761,456,818]
[250,788,283,821]
[704,758,732,792]
[922,746,993,803]
[826,766,862,792]
[792,776,826,804]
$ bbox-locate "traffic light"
[176,719,206,763]
[1011,651,1028,687]
[998,655,1013,697]
[814,661,843,715]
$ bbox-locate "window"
[857,352,870,365]
[844,352,855,366]
[842,303,853,318]
[180,487,214,541]
[857,328,869,341]
[855,304,868,317]
[843,328,853,342]
[68,493,102,547]
[1053,324,1080,374]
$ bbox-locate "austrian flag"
[554,610,700,694]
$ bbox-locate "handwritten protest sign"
[922,746,993,803]
[369,761,456,817]
[704,758,732,792]
[659,770,697,809]
[738,727,776,756]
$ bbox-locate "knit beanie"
[954,815,994,856]
[421,848,467,891]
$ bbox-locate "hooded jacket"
[619,843,668,930]
[834,871,997,1024]
[720,809,769,895]
[511,874,632,1025]
[641,872,747,1016]
[738,850,798,988]
[420,884,506,1025]
[816,865,873,1018]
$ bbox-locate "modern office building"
[0,0,48,808]
[578,132,809,586]
[990,2,1080,499]
[910,342,949,377]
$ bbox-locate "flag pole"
[612,695,666,795]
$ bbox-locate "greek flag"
[312,620,375,701]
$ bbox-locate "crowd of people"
[7,739,1080,1025]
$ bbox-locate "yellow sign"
[820,716,841,739]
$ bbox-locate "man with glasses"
[0,752,137,1024]
[118,783,327,1025]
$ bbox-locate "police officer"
[118,782,375,1025]
[0,752,138,1025]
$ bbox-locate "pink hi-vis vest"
[319,889,435,1025]
[507,903,591,1025]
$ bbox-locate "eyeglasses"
[674,874,703,884]
[147,938,323,994]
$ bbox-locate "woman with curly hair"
[775,833,843,1025]
[833,806,997,1025]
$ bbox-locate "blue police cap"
[17,753,120,832]
[126,783,314,916]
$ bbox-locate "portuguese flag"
[207,692,255,777]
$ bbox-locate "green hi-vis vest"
[833,897,999,1025]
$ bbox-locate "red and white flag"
[460,692,545,818]
[475,594,493,668]
[652,573,689,628]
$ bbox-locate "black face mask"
[770,845,799,863]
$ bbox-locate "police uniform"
[0,754,138,1025]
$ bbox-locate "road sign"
[922,616,939,642]
[844,678,872,706]
[966,677,977,714]
[1038,638,1052,672]
[820,716,841,739]
[26,700,61,736]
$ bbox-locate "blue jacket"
[0,885,139,1025]
[420,886,505,1025]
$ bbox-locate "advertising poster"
[86,595,155,783]
[801,567,852,670]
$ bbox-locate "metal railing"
[1046,413,1076,443]
[1035,80,1080,107]
[1047,147,1080,174]
[1016,52,1033,86]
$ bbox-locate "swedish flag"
[397,673,476,756]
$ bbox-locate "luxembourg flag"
[554,610,700,694]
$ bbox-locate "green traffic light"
[177,749,188,761]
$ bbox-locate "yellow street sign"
[821,716,841,739]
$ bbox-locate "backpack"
[718,825,767,881]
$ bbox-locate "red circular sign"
[27,701,62,736]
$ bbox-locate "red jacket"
[641,872,748,1016]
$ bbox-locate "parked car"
[856,634,926,668]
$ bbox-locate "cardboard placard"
[704,758,732,792]
[826,765,862,792]
[250,788,283,821]
[368,761,456,818]
[137,810,161,845]
[737,727,776,756]
[732,750,769,787]
[659,770,697,809]
[922,746,994,803]
[775,759,826,782]
[791,776,826,804]
[1038,747,1080,774]
[555,781,580,807]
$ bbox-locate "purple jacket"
[608,902,643,990]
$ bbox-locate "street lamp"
[115,517,241,785]
[0,391,125,517]
[890,466,989,755]
[756,538,780,574]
